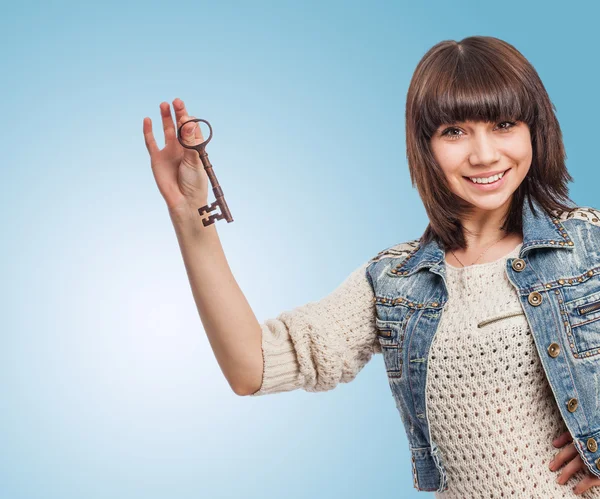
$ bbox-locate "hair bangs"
[419,55,537,139]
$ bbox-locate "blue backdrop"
[2,1,598,498]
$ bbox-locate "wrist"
[168,200,207,224]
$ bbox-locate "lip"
[463,168,511,191]
[463,168,510,179]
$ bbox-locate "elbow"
[229,376,262,397]
[232,385,249,397]
[231,365,264,396]
[227,377,248,396]
[231,383,260,397]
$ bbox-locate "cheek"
[512,147,533,176]
[431,144,463,172]
[513,131,533,161]
[500,134,532,169]
[516,142,533,161]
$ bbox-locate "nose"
[468,132,502,166]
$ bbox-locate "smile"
[463,168,511,191]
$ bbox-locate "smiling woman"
[145,34,600,499]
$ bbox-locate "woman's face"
[429,119,532,213]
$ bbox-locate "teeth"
[469,171,505,184]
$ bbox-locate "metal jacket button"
[567,398,578,412]
[588,437,598,453]
[596,457,600,470]
[547,343,560,357]
[512,258,526,271]
[528,291,543,306]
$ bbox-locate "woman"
[142,36,600,497]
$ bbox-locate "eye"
[440,127,463,140]
[440,121,517,140]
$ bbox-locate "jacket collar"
[395,197,575,276]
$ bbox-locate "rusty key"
[176,118,233,226]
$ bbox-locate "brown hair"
[405,35,576,251]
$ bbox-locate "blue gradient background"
[2,1,599,498]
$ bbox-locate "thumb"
[180,117,202,168]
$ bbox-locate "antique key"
[176,118,233,226]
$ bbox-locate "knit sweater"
[248,242,600,497]
[428,243,600,498]
[249,259,380,396]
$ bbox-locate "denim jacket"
[365,197,600,492]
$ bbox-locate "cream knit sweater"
[249,258,381,396]
[249,231,600,497]
[428,243,600,498]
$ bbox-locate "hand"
[143,98,209,222]
[549,430,600,495]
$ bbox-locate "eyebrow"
[437,120,509,130]
[437,121,461,129]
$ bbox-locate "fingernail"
[186,124,195,135]
[549,459,554,470]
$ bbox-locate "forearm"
[170,212,263,395]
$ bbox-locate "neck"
[446,232,523,267]
[460,198,513,250]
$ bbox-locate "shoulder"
[551,205,600,227]
[367,238,421,264]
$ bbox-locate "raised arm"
[144,98,380,397]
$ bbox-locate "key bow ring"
[176,118,233,226]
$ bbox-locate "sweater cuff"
[248,319,303,396]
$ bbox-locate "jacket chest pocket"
[563,289,600,358]
[375,313,414,378]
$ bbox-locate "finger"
[551,443,579,471]
[556,453,584,485]
[173,98,205,144]
[159,101,177,145]
[173,97,189,129]
[177,115,202,168]
[178,114,198,141]
[143,117,159,156]
[179,115,206,146]
[573,473,600,495]
[553,430,574,448]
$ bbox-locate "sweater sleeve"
[248,260,381,396]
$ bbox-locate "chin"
[463,194,514,212]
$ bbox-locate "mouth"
[463,168,511,190]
